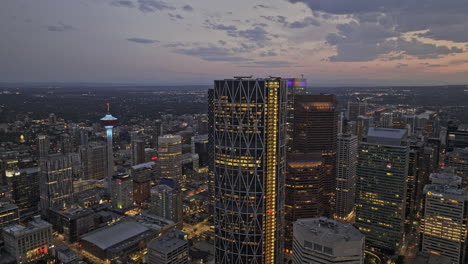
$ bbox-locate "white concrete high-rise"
[335,133,358,222]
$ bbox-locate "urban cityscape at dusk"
[1,1,468,264]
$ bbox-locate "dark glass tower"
[292,94,338,216]
[211,77,287,264]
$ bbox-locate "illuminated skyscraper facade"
[212,78,287,264]
[39,153,75,217]
[284,153,324,252]
[157,135,182,180]
[355,128,409,255]
[421,173,468,264]
[335,133,358,222]
[447,148,468,190]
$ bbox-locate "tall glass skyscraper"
[355,128,409,255]
[211,77,287,264]
[292,94,338,216]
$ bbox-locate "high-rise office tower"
[212,77,287,264]
[150,184,182,224]
[192,135,209,167]
[60,133,73,154]
[421,172,468,264]
[110,173,133,210]
[131,139,146,165]
[380,112,394,128]
[37,134,49,159]
[79,129,89,146]
[355,128,409,255]
[79,142,107,180]
[285,153,324,252]
[132,162,153,204]
[157,135,182,180]
[347,98,367,122]
[447,148,468,190]
[356,115,374,141]
[293,94,338,216]
[292,218,364,264]
[100,103,117,183]
[10,167,40,218]
[286,78,307,150]
[49,113,57,125]
[447,123,468,151]
[335,133,358,222]
[39,153,75,217]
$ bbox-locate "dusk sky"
[2,0,468,86]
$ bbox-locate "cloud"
[46,22,76,32]
[324,20,463,62]
[240,60,295,68]
[450,59,468,65]
[138,0,174,12]
[259,50,278,57]
[261,16,287,24]
[173,45,250,62]
[289,0,468,43]
[127,38,159,44]
[254,4,270,9]
[168,13,184,20]
[232,27,271,43]
[205,21,274,46]
[396,63,408,68]
[207,23,237,31]
[288,17,321,28]
[261,15,319,28]
[111,0,174,12]
[182,5,194,12]
[110,0,135,8]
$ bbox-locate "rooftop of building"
[131,161,156,170]
[429,172,461,187]
[51,206,95,218]
[18,167,39,174]
[424,184,468,200]
[80,220,151,250]
[294,217,364,243]
[3,217,51,235]
[147,229,187,253]
[56,245,78,258]
[366,127,407,145]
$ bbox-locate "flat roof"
[147,230,187,253]
[367,127,407,145]
[294,217,364,243]
[81,221,150,250]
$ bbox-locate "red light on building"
[117,180,122,184]
[386,163,393,169]
[151,156,159,160]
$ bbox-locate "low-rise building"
[147,229,188,264]
[80,220,155,262]
[2,217,52,263]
